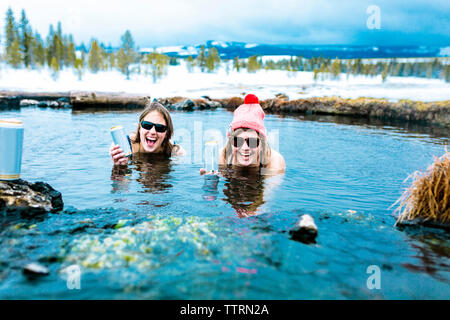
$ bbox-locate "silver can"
[110,125,132,157]
[0,119,24,180]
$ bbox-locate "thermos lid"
[0,119,23,127]
[110,125,123,131]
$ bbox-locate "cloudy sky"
[0,0,448,47]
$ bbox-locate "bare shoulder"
[174,144,186,156]
[268,149,286,173]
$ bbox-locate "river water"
[0,107,449,299]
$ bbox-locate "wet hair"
[221,128,271,168]
[132,101,179,157]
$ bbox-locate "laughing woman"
[220,94,285,174]
[201,94,285,175]
[110,101,184,165]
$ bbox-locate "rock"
[19,99,39,106]
[23,262,50,277]
[0,95,21,109]
[275,93,289,100]
[174,99,196,111]
[207,100,222,109]
[47,101,60,108]
[57,97,70,103]
[289,214,318,244]
[0,179,64,215]
[37,101,49,108]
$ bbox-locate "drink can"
[110,125,132,157]
[0,119,24,180]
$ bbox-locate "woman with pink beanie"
[219,94,285,173]
[200,94,285,175]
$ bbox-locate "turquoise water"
[0,107,449,299]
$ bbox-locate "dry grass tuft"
[393,148,450,226]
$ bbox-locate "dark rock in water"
[57,97,70,103]
[0,95,21,109]
[0,179,64,214]
[23,262,50,277]
[173,99,196,111]
[289,214,318,244]
[182,99,196,111]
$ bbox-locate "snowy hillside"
[0,60,449,102]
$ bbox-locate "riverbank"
[1,90,449,126]
[1,62,450,102]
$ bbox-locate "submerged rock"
[0,179,64,215]
[23,262,50,277]
[289,214,318,244]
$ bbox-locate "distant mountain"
[140,41,450,59]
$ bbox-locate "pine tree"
[19,9,33,67]
[233,56,240,72]
[5,7,19,65]
[53,29,65,67]
[247,55,261,73]
[116,48,130,76]
[381,63,389,82]
[46,24,55,66]
[109,52,116,69]
[196,45,206,72]
[65,41,76,67]
[8,38,22,67]
[331,58,341,79]
[32,32,46,68]
[313,68,319,81]
[319,62,326,80]
[142,52,169,83]
[74,57,84,80]
[444,65,450,83]
[346,60,352,79]
[50,56,59,80]
[426,62,433,78]
[206,47,220,72]
[88,39,102,73]
[117,30,137,79]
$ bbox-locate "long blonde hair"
[132,101,178,156]
[221,128,271,168]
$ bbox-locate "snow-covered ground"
[0,60,449,102]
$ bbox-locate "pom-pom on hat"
[230,94,266,137]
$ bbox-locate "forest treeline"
[1,7,449,82]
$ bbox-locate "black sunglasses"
[233,137,260,148]
[141,121,168,133]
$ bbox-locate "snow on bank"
[0,61,449,102]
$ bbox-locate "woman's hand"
[110,143,129,166]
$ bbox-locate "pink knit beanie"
[230,94,266,137]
